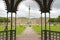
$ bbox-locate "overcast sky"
[0,0,60,18]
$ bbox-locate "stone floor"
[16,27,41,40]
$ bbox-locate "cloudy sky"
[0,0,60,18]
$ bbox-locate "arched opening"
[16,0,41,40]
[17,0,40,25]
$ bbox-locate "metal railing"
[42,30,60,40]
[0,30,16,40]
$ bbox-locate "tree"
[58,16,60,18]
[56,16,60,22]
[48,18,56,22]
[49,16,60,22]
[0,17,10,22]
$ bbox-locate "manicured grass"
[16,25,26,34]
[0,25,5,31]
[0,24,26,34]
[32,25,41,34]
[50,26,60,31]
[32,25,60,34]
[0,24,60,35]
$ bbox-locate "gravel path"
[16,27,41,40]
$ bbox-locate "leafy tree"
[58,16,60,18]
[0,17,10,22]
[48,18,56,22]
[57,16,60,22]
[49,16,60,22]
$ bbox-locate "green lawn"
[0,25,5,31]
[32,25,41,34]
[32,25,60,34]
[0,24,60,35]
[0,24,26,34]
[16,25,26,34]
